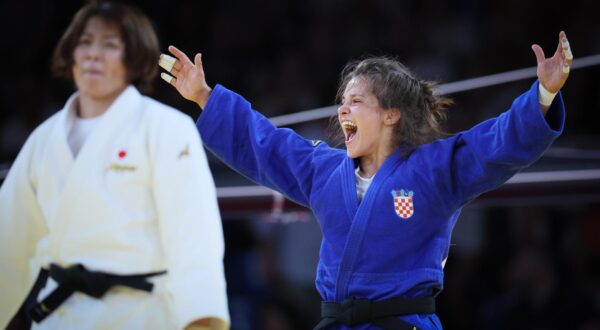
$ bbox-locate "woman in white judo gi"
[0,2,229,329]
[158,30,572,330]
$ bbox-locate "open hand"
[159,46,212,109]
[531,31,573,93]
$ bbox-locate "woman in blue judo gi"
[159,31,573,329]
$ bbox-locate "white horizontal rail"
[216,185,277,198]
[506,169,600,184]
[270,54,600,127]
[216,169,600,199]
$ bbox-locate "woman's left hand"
[532,31,573,93]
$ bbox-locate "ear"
[384,109,401,126]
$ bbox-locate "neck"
[76,87,126,118]
[358,148,395,178]
[358,128,398,178]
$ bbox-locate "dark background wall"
[1,0,599,329]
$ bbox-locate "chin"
[78,81,102,94]
[78,84,122,100]
[346,148,360,159]
[80,89,108,99]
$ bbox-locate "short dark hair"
[52,1,160,93]
[331,56,453,155]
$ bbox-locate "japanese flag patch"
[391,189,414,219]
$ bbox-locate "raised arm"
[158,47,344,207]
[429,31,572,207]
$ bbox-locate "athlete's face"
[72,17,128,101]
[338,76,394,159]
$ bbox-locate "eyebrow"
[80,32,121,39]
[341,93,364,101]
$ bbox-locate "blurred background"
[1,0,599,329]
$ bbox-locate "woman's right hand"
[159,45,212,109]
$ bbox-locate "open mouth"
[341,120,358,143]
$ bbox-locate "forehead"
[343,76,372,97]
[81,16,121,37]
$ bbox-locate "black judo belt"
[28,263,166,323]
[314,296,436,330]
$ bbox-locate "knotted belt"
[314,296,435,330]
[28,263,166,323]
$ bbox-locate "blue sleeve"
[196,84,339,207]
[434,80,565,206]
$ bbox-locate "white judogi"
[0,86,229,329]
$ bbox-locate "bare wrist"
[196,87,212,110]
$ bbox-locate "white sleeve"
[150,113,229,329]
[0,135,47,327]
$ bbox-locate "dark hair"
[330,56,453,155]
[51,1,159,92]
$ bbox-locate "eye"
[351,98,361,104]
[104,40,121,49]
[77,37,92,45]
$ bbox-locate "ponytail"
[419,80,452,138]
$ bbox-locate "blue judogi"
[196,81,565,329]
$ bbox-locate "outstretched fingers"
[168,45,193,66]
[560,31,573,61]
[159,45,194,86]
[193,53,205,76]
[160,72,176,86]
[159,54,178,86]
[194,53,202,70]
[157,45,211,106]
[559,31,573,74]
[159,54,177,73]
[159,45,194,77]
[531,44,545,64]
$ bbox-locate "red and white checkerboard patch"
[391,189,414,219]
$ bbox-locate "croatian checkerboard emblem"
[392,189,414,219]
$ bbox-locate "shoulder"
[140,96,198,134]
[308,142,348,177]
[406,134,465,172]
[8,110,64,172]
[412,134,459,157]
[142,97,193,123]
[26,111,63,148]
[313,141,346,161]
[139,97,203,160]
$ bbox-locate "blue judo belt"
[314,296,436,330]
[29,263,166,323]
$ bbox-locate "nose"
[85,44,101,61]
[337,104,349,115]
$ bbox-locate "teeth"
[341,121,357,130]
